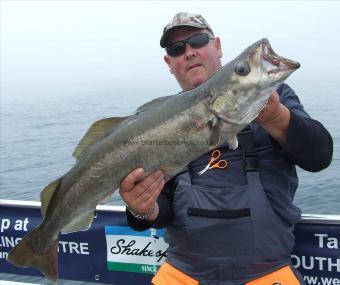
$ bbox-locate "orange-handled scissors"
[198,149,228,176]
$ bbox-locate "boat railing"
[1,199,339,285]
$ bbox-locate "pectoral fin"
[73,117,126,160]
[208,107,244,126]
[227,136,239,150]
[208,117,221,146]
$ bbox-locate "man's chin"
[183,73,208,90]
[191,77,206,88]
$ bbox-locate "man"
[119,12,333,285]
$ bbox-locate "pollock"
[7,38,300,283]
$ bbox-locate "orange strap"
[246,265,300,285]
[151,262,199,285]
[152,263,299,285]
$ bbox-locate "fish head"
[249,38,300,86]
[210,38,300,125]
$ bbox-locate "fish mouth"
[260,39,300,77]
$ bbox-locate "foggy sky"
[1,1,340,96]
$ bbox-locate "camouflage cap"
[160,12,214,48]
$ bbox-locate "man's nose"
[185,44,197,60]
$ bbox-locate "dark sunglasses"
[166,33,214,57]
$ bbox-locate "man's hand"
[255,91,282,124]
[119,168,164,222]
[254,91,290,146]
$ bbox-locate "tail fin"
[7,227,58,284]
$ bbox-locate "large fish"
[7,38,300,283]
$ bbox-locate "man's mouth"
[187,63,202,71]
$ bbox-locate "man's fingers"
[131,170,164,202]
[139,179,164,214]
[141,173,164,202]
[134,170,164,198]
[119,168,164,214]
[130,173,165,213]
[255,92,280,124]
[120,168,145,192]
[146,179,165,204]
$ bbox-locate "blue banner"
[292,222,340,284]
[1,203,339,284]
[0,204,151,285]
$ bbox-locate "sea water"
[0,81,339,284]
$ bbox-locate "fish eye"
[234,61,251,76]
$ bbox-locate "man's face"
[164,28,222,91]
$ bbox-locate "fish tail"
[7,227,58,284]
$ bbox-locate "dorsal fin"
[135,95,171,114]
[72,117,126,160]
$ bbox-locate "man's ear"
[164,55,174,74]
[214,37,223,59]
